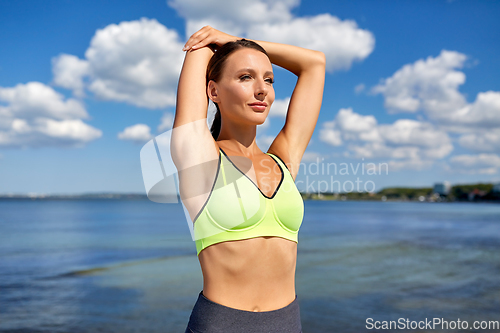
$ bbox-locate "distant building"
[493,182,500,193]
[433,181,451,195]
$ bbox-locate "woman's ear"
[207,80,220,103]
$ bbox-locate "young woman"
[171,26,325,333]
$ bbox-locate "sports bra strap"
[219,153,227,186]
[266,153,290,176]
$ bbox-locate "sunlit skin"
[208,48,275,130]
[173,25,325,313]
[199,235,298,312]
[207,48,281,199]
[201,49,296,312]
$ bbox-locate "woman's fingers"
[187,25,211,41]
[191,35,215,50]
[182,26,237,51]
[183,26,213,51]
[184,36,211,51]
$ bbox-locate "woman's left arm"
[248,39,326,180]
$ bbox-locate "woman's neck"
[216,123,262,157]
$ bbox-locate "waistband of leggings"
[198,290,298,314]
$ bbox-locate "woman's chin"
[254,117,268,126]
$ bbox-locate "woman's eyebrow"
[236,68,274,77]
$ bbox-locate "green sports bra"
[193,147,304,256]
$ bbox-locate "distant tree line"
[301,183,500,202]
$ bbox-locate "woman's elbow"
[314,51,326,68]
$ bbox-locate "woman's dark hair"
[206,39,269,140]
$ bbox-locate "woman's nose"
[254,79,268,97]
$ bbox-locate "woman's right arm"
[171,45,216,171]
[173,46,214,128]
[174,26,237,128]
[171,38,217,223]
[171,27,236,223]
[171,27,237,171]
[172,27,238,172]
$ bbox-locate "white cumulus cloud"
[118,124,153,143]
[372,50,467,115]
[319,108,453,171]
[52,54,90,97]
[387,159,435,172]
[52,18,185,109]
[0,81,88,120]
[269,97,290,118]
[169,0,375,73]
[379,119,451,150]
[169,0,297,37]
[157,112,174,132]
[458,128,500,152]
[319,120,343,146]
[247,14,374,73]
[450,91,500,127]
[335,108,380,141]
[372,50,500,130]
[354,83,365,94]
[449,153,500,174]
[0,82,101,148]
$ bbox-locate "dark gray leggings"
[185,291,303,333]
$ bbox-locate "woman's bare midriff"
[198,236,297,312]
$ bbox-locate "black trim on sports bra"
[192,149,222,224]
[219,147,284,200]
[266,152,290,173]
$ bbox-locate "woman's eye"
[240,75,251,80]
[265,78,274,84]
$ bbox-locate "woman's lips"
[248,102,267,111]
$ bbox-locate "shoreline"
[0,193,498,204]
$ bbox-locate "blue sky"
[1,0,499,195]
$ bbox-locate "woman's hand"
[182,26,238,52]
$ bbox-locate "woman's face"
[210,48,275,126]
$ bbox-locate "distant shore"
[301,192,500,203]
[1,181,499,203]
[301,182,500,203]
[0,193,150,200]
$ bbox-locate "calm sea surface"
[0,199,499,332]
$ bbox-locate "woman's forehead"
[224,48,273,74]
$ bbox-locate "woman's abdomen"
[198,236,297,312]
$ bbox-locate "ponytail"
[210,104,221,140]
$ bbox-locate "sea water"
[0,199,499,332]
